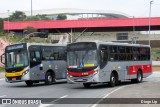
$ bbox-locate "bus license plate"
[77,78,83,81]
[12,78,16,81]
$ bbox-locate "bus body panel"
[4,43,67,83]
[29,60,66,81]
[67,41,152,84]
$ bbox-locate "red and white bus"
[67,42,152,87]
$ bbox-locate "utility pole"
[7,10,10,34]
[31,0,33,17]
[148,0,153,46]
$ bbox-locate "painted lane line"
[102,86,126,98]
[39,104,53,107]
[60,95,68,98]
[0,95,6,98]
[39,95,68,107]
[91,86,126,107]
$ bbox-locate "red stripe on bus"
[128,64,152,75]
[67,69,94,77]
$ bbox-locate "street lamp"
[148,0,153,46]
[31,0,33,17]
[7,10,9,33]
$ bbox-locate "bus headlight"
[67,72,73,78]
[22,70,29,76]
[93,70,98,75]
[69,75,73,78]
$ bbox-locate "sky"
[0,0,160,17]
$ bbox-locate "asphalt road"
[0,72,160,107]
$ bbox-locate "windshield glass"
[67,50,98,68]
[6,50,29,68]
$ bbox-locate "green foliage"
[24,26,37,34]
[0,67,5,72]
[9,11,50,21]
[7,36,22,43]
[151,48,160,61]
[0,33,5,37]
[25,14,50,21]
[56,14,67,20]
[0,18,3,32]
[9,11,27,21]
[35,14,50,20]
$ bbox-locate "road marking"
[102,86,126,98]
[60,95,68,98]
[39,104,53,107]
[0,105,5,107]
[0,95,6,98]
[91,86,126,107]
[39,95,68,107]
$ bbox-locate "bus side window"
[30,51,41,62]
[109,46,118,61]
[35,51,41,61]
[30,51,35,61]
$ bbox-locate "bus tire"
[109,73,116,87]
[25,81,33,86]
[45,72,53,85]
[131,71,143,83]
[136,71,143,83]
[83,83,91,88]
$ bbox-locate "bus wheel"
[136,71,142,83]
[25,81,33,86]
[109,73,116,87]
[131,71,142,83]
[83,83,91,88]
[45,72,53,85]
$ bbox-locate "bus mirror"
[0,53,5,64]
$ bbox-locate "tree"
[36,14,50,20]
[25,14,50,21]
[23,26,37,39]
[56,14,67,20]
[0,18,4,32]
[24,26,37,34]
[9,11,26,21]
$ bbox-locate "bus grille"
[7,76,22,81]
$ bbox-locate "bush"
[0,33,5,37]
[0,67,5,72]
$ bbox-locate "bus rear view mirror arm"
[0,53,5,64]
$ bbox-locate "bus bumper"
[67,73,99,84]
[5,71,30,83]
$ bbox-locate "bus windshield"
[67,50,98,68]
[6,50,28,68]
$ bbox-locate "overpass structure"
[3,17,160,33]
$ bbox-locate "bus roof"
[8,43,67,47]
[69,41,150,47]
